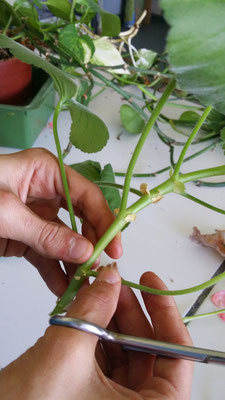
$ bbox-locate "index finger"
[140,272,193,399]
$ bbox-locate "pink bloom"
[211,290,225,321]
[48,121,53,129]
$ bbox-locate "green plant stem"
[179,165,225,184]
[183,308,225,323]
[179,193,225,215]
[53,102,77,232]
[173,106,213,179]
[70,0,76,22]
[195,180,225,188]
[94,181,142,197]
[115,141,220,177]
[50,216,127,315]
[90,68,148,120]
[119,78,176,213]
[51,160,225,315]
[86,270,225,296]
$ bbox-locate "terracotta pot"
[0,57,32,105]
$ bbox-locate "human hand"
[0,148,122,296]
[0,266,193,400]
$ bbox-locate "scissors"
[49,315,225,365]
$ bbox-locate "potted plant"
[0,0,225,324]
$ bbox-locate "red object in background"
[0,57,32,105]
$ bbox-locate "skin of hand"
[0,266,193,400]
[0,148,122,296]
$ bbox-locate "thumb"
[64,264,121,352]
[68,263,121,324]
[0,192,93,263]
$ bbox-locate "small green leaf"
[75,79,90,103]
[100,164,121,212]
[70,160,101,182]
[120,104,145,134]
[136,49,157,70]
[173,181,186,194]
[69,100,109,153]
[0,34,76,102]
[59,24,84,64]
[45,0,71,20]
[100,11,121,37]
[76,0,121,36]
[179,111,200,123]
[69,161,121,212]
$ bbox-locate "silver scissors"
[49,315,225,365]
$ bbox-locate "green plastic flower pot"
[0,68,55,149]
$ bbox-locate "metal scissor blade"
[49,316,225,365]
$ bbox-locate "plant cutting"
[0,0,225,324]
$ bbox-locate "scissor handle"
[49,316,225,365]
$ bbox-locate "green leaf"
[161,0,225,114]
[100,11,121,37]
[70,160,101,182]
[69,161,121,212]
[13,0,39,20]
[100,164,121,212]
[120,104,145,134]
[220,127,225,142]
[75,79,90,103]
[59,24,84,64]
[45,0,71,20]
[136,49,157,70]
[68,99,109,153]
[0,0,20,26]
[76,0,121,36]
[179,111,200,123]
[0,34,76,102]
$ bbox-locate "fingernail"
[69,237,92,260]
[96,263,120,284]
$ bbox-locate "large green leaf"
[69,99,109,153]
[161,0,225,114]
[70,161,121,212]
[120,104,145,134]
[0,34,76,102]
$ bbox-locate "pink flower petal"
[48,121,53,129]
[211,290,225,308]
[218,313,225,321]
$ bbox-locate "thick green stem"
[179,165,225,184]
[50,161,225,315]
[50,216,127,315]
[53,102,77,232]
[119,78,176,213]
[173,106,213,179]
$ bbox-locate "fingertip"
[140,271,168,291]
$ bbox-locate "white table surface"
[0,87,225,399]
